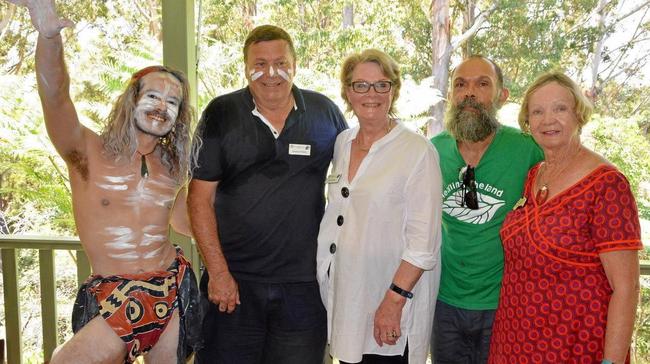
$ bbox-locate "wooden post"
[161,0,197,109]
[1,249,22,364]
[39,250,58,362]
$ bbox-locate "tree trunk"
[462,0,476,58]
[148,0,161,41]
[429,0,451,137]
[0,3,16,38]
[589,0,609,101]
[243,0,257,30]
[343,3,354,29]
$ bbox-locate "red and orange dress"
[488,164,642,364]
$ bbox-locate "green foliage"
[587,115,650,219]
[636,278,650,362]
[0,0,649,360]
[469,0,600,98]
[0,75,73,234]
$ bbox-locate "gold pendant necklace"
[535,146,582,204]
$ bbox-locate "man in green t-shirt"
[430,56,543,363]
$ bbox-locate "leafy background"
[0,0,649,362]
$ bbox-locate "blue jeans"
[431,300,495,364]
[195,272,327,364]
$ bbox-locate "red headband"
[130,66,168,83]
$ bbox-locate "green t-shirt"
[431,126,543,310]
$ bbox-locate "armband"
[389,283,413,299]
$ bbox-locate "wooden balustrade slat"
[76,250,91,287]
[39,250,58,362]
[1,248,22,364]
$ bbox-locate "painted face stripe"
[278,68,292,82]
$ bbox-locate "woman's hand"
[373,290,407,346]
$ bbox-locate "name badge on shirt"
[325,173,341,184]
[289,143,311,156]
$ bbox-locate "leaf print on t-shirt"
[443,192,505,224]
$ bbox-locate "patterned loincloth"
[72,247,202,363]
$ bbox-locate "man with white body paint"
[8,0,202,363]
[189,25,347,363]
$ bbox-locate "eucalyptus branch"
[567,0,609,34]
[603,12,649,82]
[132,1,152,22]
[450,2,497,50]
[47,155,70,195]
[67,249,77,265]
[605,36,650,54]
[614,0,650,23]
[0,3,16,38]
[631,95,650,115]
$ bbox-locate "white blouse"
[317,122,442,363]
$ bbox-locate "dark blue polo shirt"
[193,86,347,283]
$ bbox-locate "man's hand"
[208,270,241,314]
[7,0,74,38]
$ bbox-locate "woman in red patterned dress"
[488,72,642,364]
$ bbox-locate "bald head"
[450,56,509,109]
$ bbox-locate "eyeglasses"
[457,165,479,210]
[349,81,393,94]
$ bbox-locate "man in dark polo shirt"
[188,25,347,364]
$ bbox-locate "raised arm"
[11,0,84,159]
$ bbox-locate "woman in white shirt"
[317,49,443,364]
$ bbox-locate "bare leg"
[50,316,126,364]
[144,311,180,364]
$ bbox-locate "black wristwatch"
[390,283,414,299]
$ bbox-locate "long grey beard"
[446,98,500,142]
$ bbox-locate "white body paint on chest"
[125,175,176,210]
[107,251,140,260]
[141,224,168,246]
[143,245,166,259]
[103,226,137,250]
[96,174,135,191]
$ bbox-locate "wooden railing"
[0,234,648,364]
[0,233,199,364]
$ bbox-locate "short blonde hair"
[339,49,401,117]
[518,71,593,133]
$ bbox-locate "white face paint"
[269,65,276,77]
[134,72,182,137]
[249,69,264,81]
[278,68,293,82]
